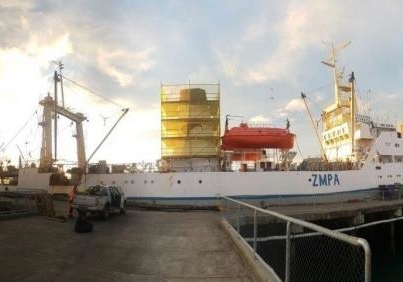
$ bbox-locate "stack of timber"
[35,193,55,217]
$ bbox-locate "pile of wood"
[35,193,55,217]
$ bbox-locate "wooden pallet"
[35,193,55,217]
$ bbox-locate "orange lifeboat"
[221,123,295,150]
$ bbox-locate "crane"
[301,92,328,162]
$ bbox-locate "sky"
[1,0,403,167]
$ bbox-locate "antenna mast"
[349,72,356,156]
[58,61,65,107]
[321,41,351,106]
[53,71,58,162]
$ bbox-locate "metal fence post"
[227,198,230,221]
[237,203,240,234]
[358,238,372,282]
[285,221,291,282]
[253,209,257,257]
[221,197,224,219]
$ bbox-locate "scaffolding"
[161,83,220,160]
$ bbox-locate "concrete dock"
[0,203,256,281]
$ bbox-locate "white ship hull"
[2,125,402,207]
[84,163,401,205]
[6,161,402,207]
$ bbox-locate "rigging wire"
[2,107,39,152]
[294,136,304,160]
[302,81,334,113]
[354,79,370,116]
[61,74,125,109]
[304,81,334,95]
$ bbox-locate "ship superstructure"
[160,83,220,172]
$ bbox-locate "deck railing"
[221,196,371,282]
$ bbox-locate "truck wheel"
[102,205,110,220]
[120,202,127,215]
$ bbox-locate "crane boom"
[301,92,327,162]
[86,108,129,165]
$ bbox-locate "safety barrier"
[222,196,371,282]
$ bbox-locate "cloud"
[214,49,241,84]
[241,1,342,85]
[249,115,272,123]
[284,98,305,112]
[188,65,216,82]
[213,0,356,86]
[0,33,72,98]
[274,108,289,118]
[383,93,398,100]
[29,33,73,61]
[0,0,32,8]
[242,18,270,42]
[97,47,156,88]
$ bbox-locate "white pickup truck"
[72,185,127,219]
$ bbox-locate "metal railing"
[222,196,371,282]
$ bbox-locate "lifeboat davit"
[221,123,295,150]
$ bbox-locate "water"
[359,221,403,282]
[248,220,403,281]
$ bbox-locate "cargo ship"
[2,45,403,207]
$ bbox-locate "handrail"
[221,195,371,282]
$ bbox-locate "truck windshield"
[87,186,108,196]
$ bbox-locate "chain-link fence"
[222,196,371,282]
[0,192,37,217]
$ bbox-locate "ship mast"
[321,41,351,106]
[53,71,58,162]
[39,65,87,173]
[349,72,355,156]
[320,41,359,162]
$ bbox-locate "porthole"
[144,180,147,184]
[124,180,128,184]
[112,180,116,184]
[131,180,134,184]
[199,180,202,184]
[177,180,181,184]
[151,180,154,184]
